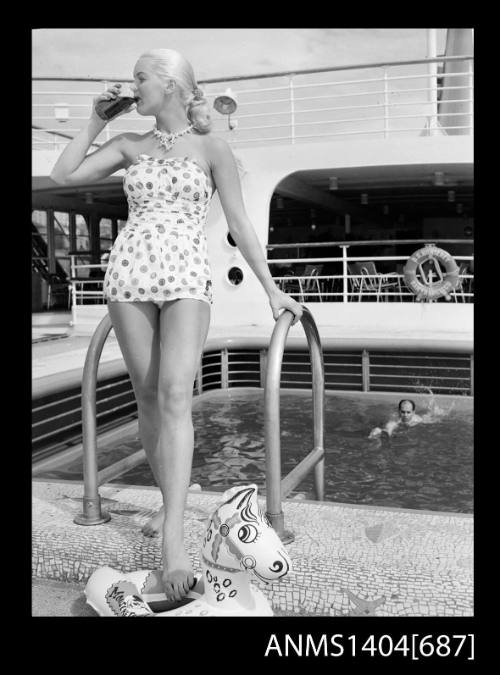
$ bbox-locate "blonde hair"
[138,48,212,134]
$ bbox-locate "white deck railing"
[268,239,473,303]
[66,240,474,321]
[33,55,473,150]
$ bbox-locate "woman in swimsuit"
[51,48,303,602]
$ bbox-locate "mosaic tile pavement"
[32,480,473,617]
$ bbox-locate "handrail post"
[340,244,350,303]
[70,254,77,325]
[383,68,389,138]
[221,347,229,388]
[73,313,113,525]
[426,29,439,136]
[362,349,370,392]
[307,311,325,502]
[264,307,325,543]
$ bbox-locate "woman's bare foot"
[161,531,194,601]
[142,506,164,537]
[142,485,200,536]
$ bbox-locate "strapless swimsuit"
[104,154,213,306]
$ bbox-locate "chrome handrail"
[73,313,113,525]
[264,306,325,543]
[75,305,326,531]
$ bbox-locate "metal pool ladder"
[74,307,325,532]
[264,306,325,543]
[73,313,113,525]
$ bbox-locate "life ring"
[403,244,459,301]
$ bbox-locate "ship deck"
[32,479,472,617]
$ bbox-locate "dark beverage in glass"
[95,84,138,122]
[95,87,138,121]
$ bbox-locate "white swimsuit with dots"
[104,154,213,305]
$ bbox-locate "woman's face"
[132,58,170,116]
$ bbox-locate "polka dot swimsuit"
[104,154,213,305]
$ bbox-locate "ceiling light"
[276,196,284,210]
[361,193,368,205]
[84,192,94,204]
[329,177,338,190]
[448,190,456,202]
[456,203,463,214]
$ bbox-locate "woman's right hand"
[91,83,136,122]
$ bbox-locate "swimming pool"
[39,389,473,514]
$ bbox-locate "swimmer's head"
[398,399,416,423]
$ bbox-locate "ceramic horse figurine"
[85,484,291,616]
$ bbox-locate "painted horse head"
[201,484,291,583]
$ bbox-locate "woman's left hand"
[269,290,303,325]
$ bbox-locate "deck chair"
[452,262,470,303]
[278,269,300,297]
[347,263,363,301]
[298,264,323,302]
[396,263,412,301]
[359,261,401,302]
[347,262,379,301]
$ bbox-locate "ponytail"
[186,87,212,134]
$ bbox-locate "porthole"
[226,231,237,248]
[227,266,244,286]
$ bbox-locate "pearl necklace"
[152,123,193,152]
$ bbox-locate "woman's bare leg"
[157,298,210,600]
[107,301,163,535]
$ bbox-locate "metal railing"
[66,241,474,313]
[68,258,107,323]
[264,307,324,542]
[73,305,326,528]
[268,239,474,303]
[32,343,472,460]
[33,55,473,150]
[73,313,114,524]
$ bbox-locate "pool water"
[41,390,473,513]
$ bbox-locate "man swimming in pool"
[369,399,423,439]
